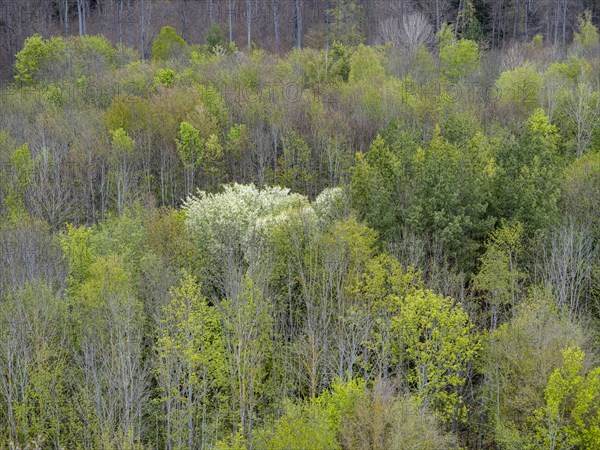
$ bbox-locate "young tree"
[439,38,480,81]
[155,271,227,449]
[73,255,148,447]
[220,275,271,442]
[532,346,600,449]
[483,290,589,448]
[176,121,204,195]
[110,128,136,215]
[392,289,479,424]
[473,221,524,330]
[152,26,187,61]
[0,283,68,447]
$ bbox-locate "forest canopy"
[0,3,599,449]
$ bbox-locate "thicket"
[0,17,599,449]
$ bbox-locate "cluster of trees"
[3,0,600,78]
[0,9,599,450]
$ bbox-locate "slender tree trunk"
[229,0,234,43]
[295,0,302,48]
[64,0,69,36]
[118,0,124,45]
[77,0,83,36]
[246,0,252,50]
[273,0,280,51]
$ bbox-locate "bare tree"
[565,80,600,157]
[378,12,434,54]
[540,220,597,316]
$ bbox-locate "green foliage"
[573,11,599,54]
[473,221,524,328]
[111,127,135,156]
[206,24,225,49]
[436,23,455,50]
[0,282,68,447]
[348,44,385,83]
[483,290,589,448]
[327,0,365,46]
[61,223,94,293]
[392,289,480,422]
[14,34,66,85]
[254,378,365,449]
[255,399,340,450]
[561,151,600,228]
[4,143,33,218]
[152,26,188,61]
[457,0,483,41]
[155,68,176,87]
[532,346,600,449]
[546,55,592,84]
[440,39,479,80]
[11,143,33,190]
[495,63,542,115]
[155,271,227,448]
[69,35,118,76]
[176,121,204,169]
[276,130,313,192]
[330,41,352,82]
[489,109,561,233]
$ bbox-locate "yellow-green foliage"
[392,289,480,422]
[439,39,480,80]
[14,34,66,85]
[532,346,600,449]
[152,26,188,61]
[495,63,542,114]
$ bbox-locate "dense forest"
[0,1,600,449]
[2,0,600,78]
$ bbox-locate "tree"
[253,378,365,450]
[532,346,600,449]
[327,0,365,46]
[495,63,542,117]
[392,289,479,423]
[341,385,460,450]
[152,26,187,61]
[439,38,479,81]
[206,24,225,50]
[539,220,597,316]
[348,44,385,84]
[456,0,482,41]
[14,35,66,85]
[155,271,227,449]
[220,275,271,442]
[0,283,68,447]
[483,290,589,448]
[377,13,434,54]
[573,10,599,56]
[561,81,600,157]
[110,128,136,215]
[73,255,148,448]
[473,221,524,330]
[176,121,204,195]
[490,109,561,233]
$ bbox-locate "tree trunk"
[273,0,280,51]
[246,0,252,50]
[229,0,234,43]
[295,0,302,48]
